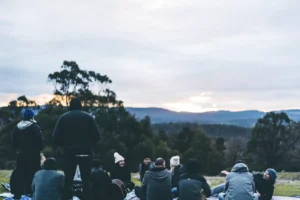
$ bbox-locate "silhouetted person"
[32,157,64,200]
[11,109,44,199]
[91,159,111,200]
[178,158,211,200]
[53,98,100,200]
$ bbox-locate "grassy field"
[1,171,300,198]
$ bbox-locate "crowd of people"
[9,97,277,200]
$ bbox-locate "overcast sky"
[0,0,300,112]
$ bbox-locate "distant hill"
[125,107,300,127]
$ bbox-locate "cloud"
[0,0,300,111]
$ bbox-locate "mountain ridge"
[125,107,300,127]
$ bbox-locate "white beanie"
[170,156,180,167]
[114,152,125,163]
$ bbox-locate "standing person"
[110,152,135,191]
[138,156,154,182]
[253,168,277,200]
[53,98,100,200]
[136,158,172,200]
[218,163,255,200]
[11,109,44,199]
[177,158,211,200]
[32,157,64,200]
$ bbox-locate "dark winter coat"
[110,163,131,184]
[12,120,44,155]
[142,167,172,200]
[253,173,274,200]
[32,170,64,200]
[139,162,155,182]
[52,110,100,155]
[91,167,111,200]
[178,173,211,200]
[171,164,183,188]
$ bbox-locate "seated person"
[218,162,256,200]
[91,159,111,200]
[135,157,172,200]
[253,168,277,200]
[110,152,135,191]
[170,155,183,189]
[177,158,211,200]
[139,156,154,182]
[211,162,277,200]
[31,157,64,200]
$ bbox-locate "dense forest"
[1,61,300,175]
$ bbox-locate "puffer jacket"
[224,163,255,200]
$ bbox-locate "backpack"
[110,179,128,200]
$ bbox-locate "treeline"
[0,61,300,174]
[152,123,252,139]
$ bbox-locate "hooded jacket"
[12,120,44,155]
[142,167,172,200]
[253,173,274,200]
[224,163,255,200]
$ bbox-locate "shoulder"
[180,173,206,182]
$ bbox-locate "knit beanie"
[170,156,180,167]
[22,109,35,121]
[114,152,125,163]
[267,168,277,181]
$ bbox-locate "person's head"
[186,158,200,174]
[143,157,151,165]
[22,109,35,122]
[69,98,82,111]
[170,156,180,167]
[43,157,57,170]
[93,159,101,168]
[114,152,125,167]
[235,160,244,164]
[155,158,165,168]
[264,168,277,182]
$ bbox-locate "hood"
[231,163,249,173]
[17,120,35,131]
[148,167,170,182]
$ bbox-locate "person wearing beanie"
[138,156,154,182]
[177,158,211,200]
[32,157,64,200]
[170,155,183,189]
[11,109,44,199]
[53,97,100,200]
[253,168,277,200]
[110,152,135,191]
